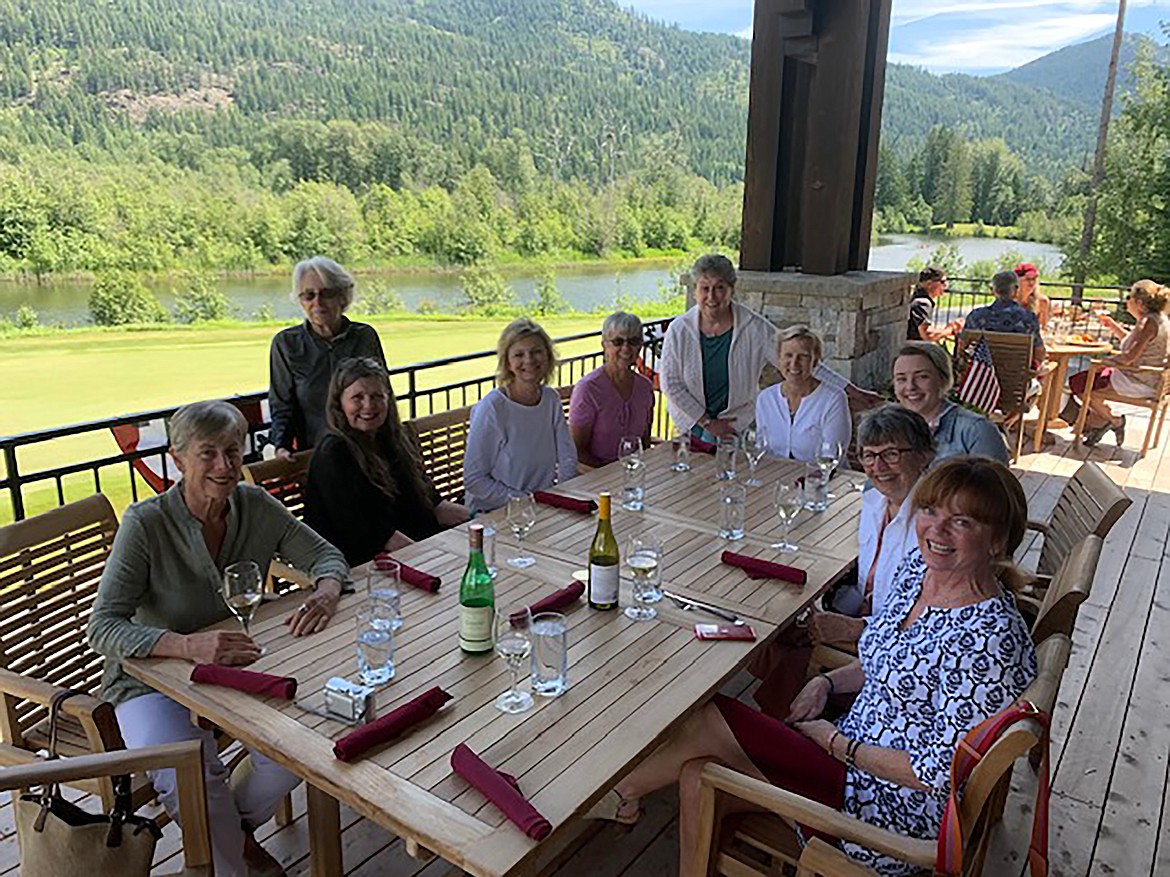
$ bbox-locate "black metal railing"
[936,279,1131,339]
[0,318,674,523]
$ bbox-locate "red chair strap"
[936,700,1050,877]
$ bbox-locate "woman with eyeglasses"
[305,358,469,565]
[568,311,656,467]
[751,405,936,718]
[268,257,386,461]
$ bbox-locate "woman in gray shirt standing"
[88,400,349,877]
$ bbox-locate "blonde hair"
[495,317,557,387]
[1130,279,1169,314]
[778,324,823,364]
[896,342,954,394]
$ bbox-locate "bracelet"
[818,673,835,698]
[827,730,842,759]
[845,738,862,769]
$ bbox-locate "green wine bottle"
[459,523,495,653]
[588,492,620,610]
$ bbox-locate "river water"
[0,234,1065,327]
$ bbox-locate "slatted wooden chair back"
[404,404,474,503]
[241,449,314,519]
[1031,535,1101,645]
[698,635,1073,877]
[1073,355,1170,457]
[1037,462,1129,576]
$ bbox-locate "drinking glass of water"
[366,563,402,631]
[621,457,646,511]
[618,435,643,465]
[506,493,537,568]
[742,425,767,487]
[772,482,803,553]
[671,431,692,472]
[719,482,747,540]
[222,560,264,656]
[495,605,534,714]
[715,436,738,481]
[356,603,394,686]
[530,612,568,697]
[625,535,661,620]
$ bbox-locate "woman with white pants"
[89,400,349,877]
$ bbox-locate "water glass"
[625,534,663,618]
[495,605,534,714]
[506,493,537,568]
[621,458,646,512]
[743,425,767,487]
[530,612,569,696]
[356,605,394,686]
[366,564,402,631]
[719,482,747,540]
[671,432,692,472]
[817,436,843,500]
[715,436,738,481]
[804,462,829,512]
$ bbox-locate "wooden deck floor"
[1,408,1167,876]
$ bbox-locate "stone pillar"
[736,270,912,390]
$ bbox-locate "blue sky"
[620,0,1169,74]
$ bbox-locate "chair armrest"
[1025,518,1048,534]
[1105,363,1166,376]
[700,763,935,868]
[809,644,858,672]
[0,667,123,750]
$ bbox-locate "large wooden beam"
[740,0,786,271]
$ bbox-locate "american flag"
[958,337,1001,415]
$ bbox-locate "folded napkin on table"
[721,551,807,585]
[532,491,597,514]
[511,581,585,623]
[450,743,552,840]
[375,554,441,592]
[190,665,297,699]
[689,436,717,455]
[333,686,452,762]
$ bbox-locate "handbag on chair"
[15,690,162,877]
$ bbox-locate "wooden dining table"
[125,443,864,877]
[1033,338,1113,451]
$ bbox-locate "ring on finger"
[298,603,310,613]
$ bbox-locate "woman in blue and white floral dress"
[587,456,1037,877]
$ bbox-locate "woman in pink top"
[569,311,656,467]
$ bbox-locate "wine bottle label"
[589,563,619,604]
[459,605,494,651]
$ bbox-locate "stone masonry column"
[736,270,912,391]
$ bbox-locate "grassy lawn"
[0,315,606,522]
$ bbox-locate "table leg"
[307,783,343,877]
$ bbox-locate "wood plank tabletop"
[125,442,864,877]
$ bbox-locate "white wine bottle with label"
[588,492,620,610]
[459,523,495,653]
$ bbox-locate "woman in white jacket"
[659,254,778,440]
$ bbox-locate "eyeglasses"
[859,447,914,466]
[298,288,342,303]
[605,336,644,348]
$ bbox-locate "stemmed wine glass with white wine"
[742,425,768,487]
[506,493,537,568]
[772,482,803,554]
[494,605,534,714]
[816,436,843,501]
[222,560,265,656]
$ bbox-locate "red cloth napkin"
[190,665,297,699]
[451,743,552,840]
[375,554,441,592]
[333,686,452,762]
[512,581,585,624]
[689,436,717,455]
[721,551,808,585]
[532,491,597,514]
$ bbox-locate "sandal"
[1082,423,1109,448]
[1112,415,1127,446]
[584,789,643,826]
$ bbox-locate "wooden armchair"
[0,494,136,812]
[1028,535,1101,645]
[957,330,1054,461]
[404,404,474,503]
[696,634,1072,877]
[1072,355,1170,457]
[1025,461,1129,579]
[242,450,314,590]
[2,740,211,876]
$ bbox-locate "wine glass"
[494,605,534,714]
[743,425,767,487]
[816,437,843,501]
[506,493,537,568]
[618,435,643,467]
[625,535,661,621]
[222,560,265,655]
[772,482,803,553]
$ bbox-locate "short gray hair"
[991,269,1019,299]
[690,254,737,288]
[602,311,642,340]
[778,324,823,363]
[168,400,248,452]
[857,405,936,457]
[291,256,355,309]
[896,342,954,394]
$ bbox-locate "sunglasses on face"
[298,288,342,303]
[605,336,643,348]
